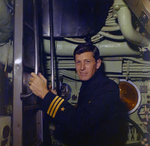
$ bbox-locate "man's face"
[75,52,101,81]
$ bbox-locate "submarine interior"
[0,0,150,145]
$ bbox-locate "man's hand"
[49,85,57,95]
[29,72,49,99]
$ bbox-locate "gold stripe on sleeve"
[50,97,61,116]
[47,96,59,115]
[52,98,64,118]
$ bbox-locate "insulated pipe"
[43,39,141,56]
[114,0,150,47]
[0,42,13,67]
[0,0,13,43]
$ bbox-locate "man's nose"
[80,63,85,70]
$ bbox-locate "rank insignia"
[61,107,65,111]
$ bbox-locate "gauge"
[60,83,71,101]
[119,79,141,114]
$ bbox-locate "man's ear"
[96,59,101,69]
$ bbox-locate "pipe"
[0,0,13,43]
[122,57,150,64]
[43,39,140,56]
[33,0,39,75]
[101,26,120,32]
[64,26,122,43]
[58,69,150,79]
[114,0,150,47]
[0,41,13,66]
[98,31,124,40]
[49,0,55,89]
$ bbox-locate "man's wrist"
[41,90,49,99]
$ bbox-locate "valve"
[137,104,150,122]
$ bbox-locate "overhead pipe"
[43,39,140,56]
[113,0,150,47]
[0,0,13,43]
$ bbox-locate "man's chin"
[79,76,89,81]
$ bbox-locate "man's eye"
[76,61,80,64]
[86,60,90,63]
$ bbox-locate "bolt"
[113,14,118,18]
[17,124,20,128]
[114,5,120,11]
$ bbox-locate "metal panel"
[13,0,23,145]
[42,0,114,37]
[13,0,43,145]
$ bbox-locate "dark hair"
[73,42,100,61]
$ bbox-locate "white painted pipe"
[0,41,13,67]
[43,39,140,56]
[115,0,150,47]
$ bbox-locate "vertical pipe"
[33,0,39,74]
[49,0,54,89]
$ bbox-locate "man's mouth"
[80,72,87,76]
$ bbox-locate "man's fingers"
[31,72,46,82]
[49,85,52,89]
[29,72,49,99]
[28,81,31,85]
[31,72,38,78]
[39,73,47,82]
[29,77,34,82]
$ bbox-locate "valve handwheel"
[137,104,150,122]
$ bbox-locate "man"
[29,43,128,146]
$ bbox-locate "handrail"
[21,0,39,99]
